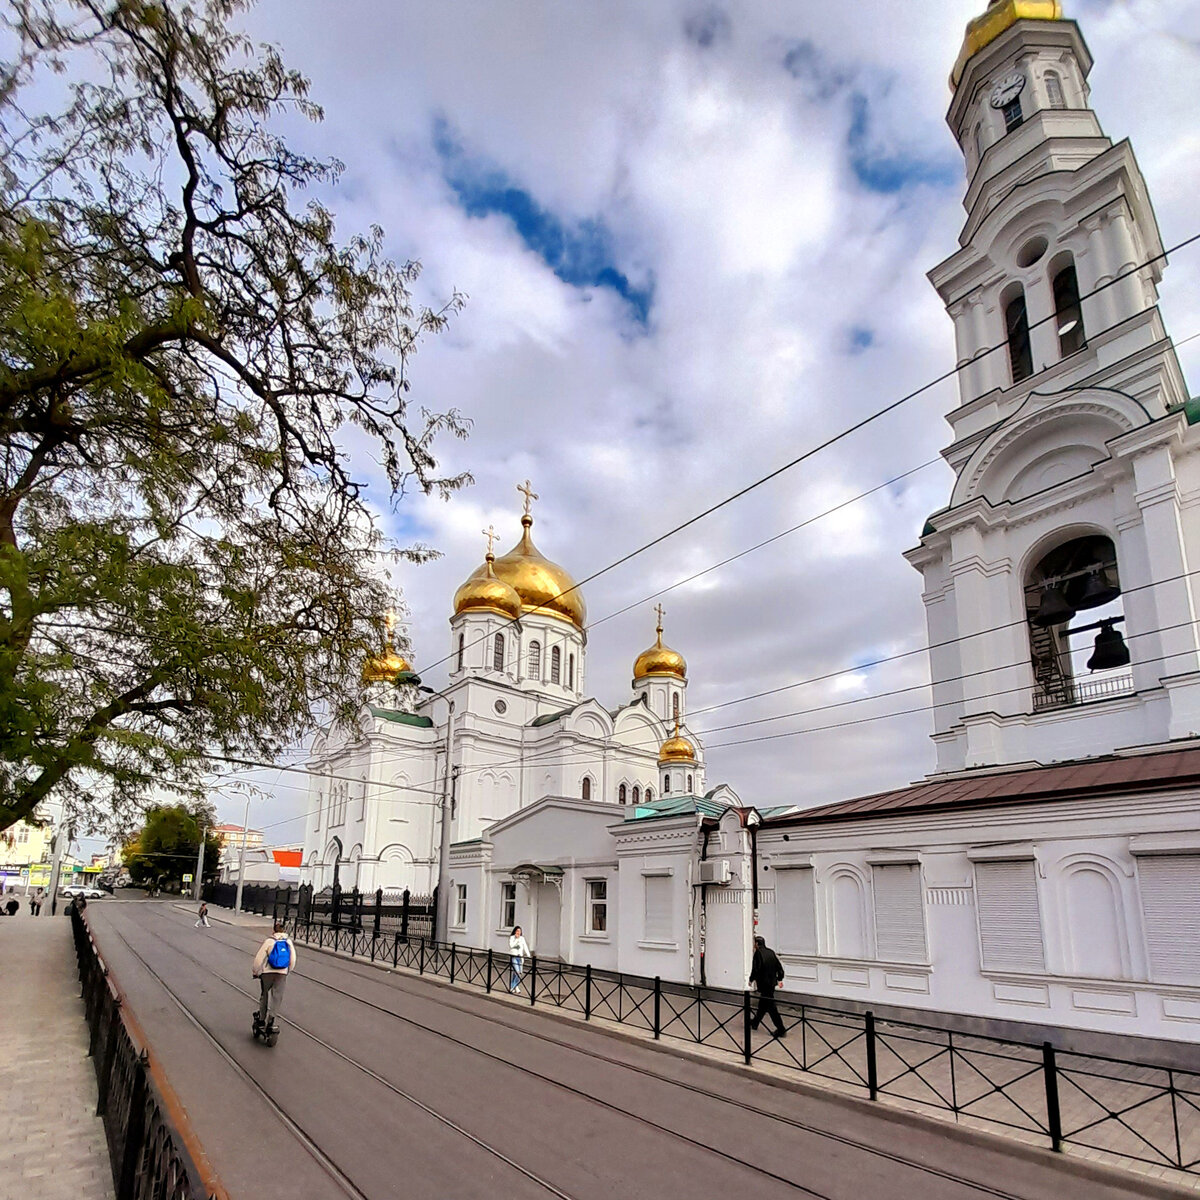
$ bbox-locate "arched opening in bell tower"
[1024,534,1130,711]
[1002,283,1034,383]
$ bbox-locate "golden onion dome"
[633,611,687,681]
[659,719,697,765]
[453,552,523,621]
[363,613,412,684]
[457,513,585,629]
[951,1,1064,88]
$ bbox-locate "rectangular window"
[774,867,817,955]
[872,863,928,964]
[454,883,467,928]
[643,874,672,942]
[586,879,607,934]
[1139,855,1200,984]
[500,881,516,930]
[975,859,1045,972]
[1002,96,1023,131]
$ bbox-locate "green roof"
[921,508,948,537]
[530,703,580,727]
[625,795,729,821]
[369,705,434,728]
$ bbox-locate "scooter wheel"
[266,1028,279,1047]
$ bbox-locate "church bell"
[1031,584,1075,627]
[1074,567,1121,610]
[1087,620,1131,671]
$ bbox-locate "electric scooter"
[252,1009,279,1046]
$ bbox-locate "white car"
[61,885,105,899]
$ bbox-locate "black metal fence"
[204,881,435,941]
[291,917,1200,1179]
[70,906,225,1200]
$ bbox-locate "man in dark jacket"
[748,935,787,1037]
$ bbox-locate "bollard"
[486,948,493,994]
[865,1012,879,1100]
[1042,1042,1063,1152]
[585,964,592,1020]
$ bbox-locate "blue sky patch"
[433,120,652,327]
[846,93,956,194]
[849,326,874,353]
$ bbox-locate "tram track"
[153,907,1041,1200]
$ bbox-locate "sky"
[192,0,1200,849]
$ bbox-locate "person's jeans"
[258,973,287,1022]
[752,990,785,1034]
[509,956,523,992]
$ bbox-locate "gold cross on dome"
[384,609,396,638]
[517,478,539,516]
[654,603,665,632]
[482,524,498,556]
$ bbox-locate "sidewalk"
[0,914,115,1199]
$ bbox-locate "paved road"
[87,899,1185,1200]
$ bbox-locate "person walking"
[749,935,787,1038]
[508,925,530,994]
[29,889,41,916]
[195,901,211,928]
[252,919,297,1031]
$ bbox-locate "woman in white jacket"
[508,925,531,993]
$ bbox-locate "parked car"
[61,885,106,899]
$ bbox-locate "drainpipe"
[745,809,762,936]
[699,820,712,987]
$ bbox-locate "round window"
[493,699,507,715]
[1016,235,1048,268]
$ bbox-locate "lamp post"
[744,808,762,935]
[396,670,456,943]
[233,796,250,915]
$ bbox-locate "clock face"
[989,71,1026,108]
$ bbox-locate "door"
[535,882,562,959]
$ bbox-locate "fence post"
[419,937,425,975]
[743,991,752,1065]
[96,997,121,1117]
[1042,1042,1063,1152]
[654,976,662,1040]
[116,1052,149,1200]
[374,887,383,936]
[370,932,376,963]
[486,948,493,994]
[865,1012,879,1100]
[393,931,400,969]
[401,889,410,939]
[530,955,537,1006]
[334,926,340,954]
[450,943,457,984]
[584,964,592,1020]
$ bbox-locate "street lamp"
[744,808,763,934]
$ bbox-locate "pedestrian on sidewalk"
[749,935,787,1038]
[508,925,530,994]
[252,919,297,1027]
[195,902,211,928]
[29,889,41,916]
[5,896,19,916]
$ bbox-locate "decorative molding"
[927,886,974,906]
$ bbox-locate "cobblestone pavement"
[0,913,115,1199]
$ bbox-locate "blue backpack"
[267,938,291,970]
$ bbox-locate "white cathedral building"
[302,0,1200,1039]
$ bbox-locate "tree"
[0,1,470,832]
[123,800,220,887]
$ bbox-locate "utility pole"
[434,700,456,942]
[45,814,70,916]
[233,797,250,915]
[192,825,207,903]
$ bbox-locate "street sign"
[182,873,193,884]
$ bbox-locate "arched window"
[1026,534,1126,711]
[1052,261,1086,356]
[645,787,654,803]
[831,872,868,958]
[1001,93,1023,133]
[631,785,641,805]
[581,776,592,801]
[663,774,671,794]
[687,773,694,793]
[1004,287,1033,383]
[619,783,627,805]
[550,645,561,684]
[568,653,575,690]
[972,122,984,166]
[493,632,504,672]
[528,640,541,679]
[1044,71,1065,109]
[457,633,465,671]
[1064,866,1125,977]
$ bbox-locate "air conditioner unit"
[698,859,732,885]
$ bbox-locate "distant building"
[213,824,264,851]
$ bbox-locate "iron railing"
[1033,672,1134,712]
[290,917,1200,1178]
[70,906,226,1200]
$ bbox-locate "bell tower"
[905,1,1200,772]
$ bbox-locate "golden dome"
[458,513,586,629]
[633,610,687,681]
[453,552,523,620]
[659,720,697,764]
[363,614,412,684]
[951,1,1063,88]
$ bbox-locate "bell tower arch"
[906,2,1200,773]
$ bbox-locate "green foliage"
[0,1,470,832]
[123,800,220,885]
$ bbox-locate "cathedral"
[300,1,1200,1035]
[299,485,707,896]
